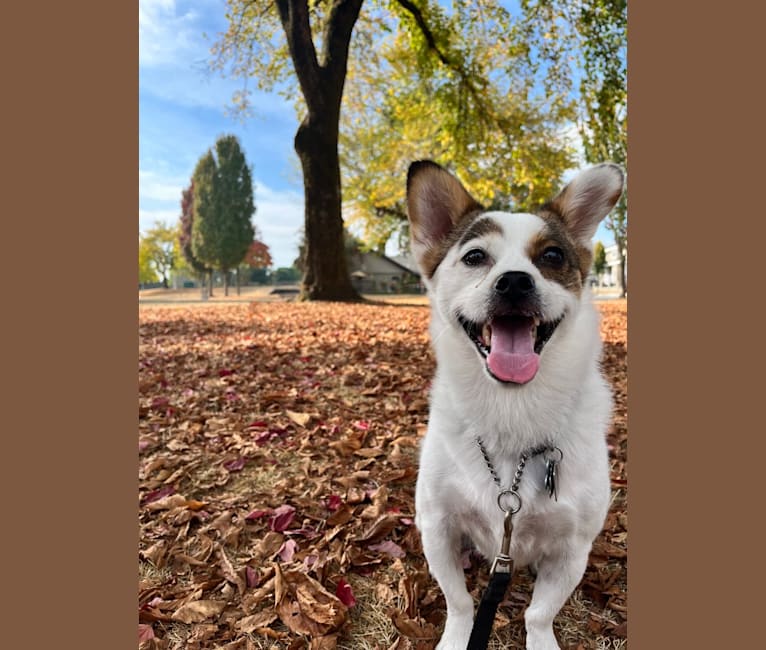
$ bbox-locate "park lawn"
[139,300,627,650]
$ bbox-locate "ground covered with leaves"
[139,300,627,650]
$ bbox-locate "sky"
[139,0,615,271]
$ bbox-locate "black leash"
[466,511,514,650]
[466,440,563,649]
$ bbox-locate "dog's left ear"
[406,161,483,270]
[545,164,624,243]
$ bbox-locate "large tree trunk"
[295,116,359,301]
[276,0,362,302]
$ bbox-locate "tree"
[519,0,627,295]
[592,240,607,279]
[274,266,302,283]
[339,3,576,251]
[178,179,214,296]
[191,135,256,296]
[138,237,159,285]
[140,222,177,288]
[244,239,273,270]
[212,1,579,301]
[578,0,627,296]
[294,228,365,274]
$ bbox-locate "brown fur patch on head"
[458,216,503,249]
[420,209,489,278]
[528,211,593,293]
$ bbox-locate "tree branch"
[321,0,364,96]
[392,0,497,136]
[275,0,322,105]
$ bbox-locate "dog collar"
[474,437,563,511]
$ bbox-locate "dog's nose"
[494,271,535,297]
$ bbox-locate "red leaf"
[354,420,370,431]
[245,509,270,521]
[278,538,298,562]
[223,457,246,472]
[369,540,406,558]
[150,396,169,409]
[142,486,175,505]
[138,624,155,642]
[245,566,259,588]
[335,579,356,608]
[270,504,296,532]
[218,368,235,377]
[326,495,342,512]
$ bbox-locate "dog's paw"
[435,614,473,650]
[525,629,561,650]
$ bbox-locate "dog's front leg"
[420,516,474,650]
[523,545,590,650]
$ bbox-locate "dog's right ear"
[406,161,483,272]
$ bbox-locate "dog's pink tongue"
[487,317,539,384]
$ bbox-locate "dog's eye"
[540,247,565,267]
[462,249,487,266]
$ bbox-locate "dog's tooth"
[482,323,492,345]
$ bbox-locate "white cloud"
[139,0,203,68]
[139,208,180,233]
[139,169,188,203]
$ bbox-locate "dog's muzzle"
[457,273,563,384]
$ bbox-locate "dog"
[406,160,624,650]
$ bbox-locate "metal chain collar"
[475,437,563,514]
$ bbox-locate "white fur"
[414,210,613,649]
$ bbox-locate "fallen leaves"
[139,300,628,649]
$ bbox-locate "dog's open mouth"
[457,313,563,384]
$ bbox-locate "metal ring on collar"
[497,490,522,514]
[544,446,563,463]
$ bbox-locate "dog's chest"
[464,480,578,567]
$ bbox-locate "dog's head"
[406,160,623,385]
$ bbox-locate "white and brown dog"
[407,161,624,650]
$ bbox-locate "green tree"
[592,240,607,278]
[178,179,214,296]
[138,237,159,285]
[578,0,627,296]
[520,0,627,295]
[191,135,256,296]
[212,1,580,300]
[274,266,302,283]
[140,222,178,288]
[339,3,576,250]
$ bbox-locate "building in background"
[348,252,422,294]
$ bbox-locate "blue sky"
[139,0,305,269]
[139,0,614,270]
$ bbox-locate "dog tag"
[544,459,558,501]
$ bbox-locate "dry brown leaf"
[389,610,438,640]
[355,514,399,543]
[171,599,227,624]
[286,409,312,428]
[216,542,246,595]
[139,301,626,647]
[237,610,279,634]
[274,564,348,636]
